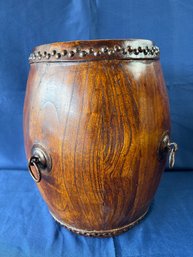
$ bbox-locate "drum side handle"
[28,144,52,183]
[159,133,178,169]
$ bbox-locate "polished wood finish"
[24,40,170,237]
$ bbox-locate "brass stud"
[128,46,133,52]
[122,48,127,55]
[143,49,148,55]
[114,45,121,52]
[68,51,74,57]
[134,49,139,55]
[51,50,56,56]
[155,47,159,54]
[38,54,42,60]
[61,50,67,56]
[75,47,81,53]
[43,51,47,57]
[94,51,101,56]
[138,46,143,52]
[107,50,112,55]
[149,49,154,55]
[46,53,51,59]
[55,53,61,59]
[89,48,94,54]
[101,47,108,53]
[79,51,87,57]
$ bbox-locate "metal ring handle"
[28,144,52,183]
[159,133,178,169]
[28,156,41,183]
[167,142,178,169]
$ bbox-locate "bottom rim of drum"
[50,207,149,238]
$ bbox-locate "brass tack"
[134,49,139,55]
[68,51,74,57]
[143,49,148,55]
[43,51,47,57]
[55,53,61,59]
[122,49,127,55]
[61,50,67,56]
[155,47,159,54]
[101,47,108,53]
[150,49,154,55]
[114,45,121,52]
[128,46,133,52]
[51,50,56,56]
[75,47,81,53]
[79,51,87,57]
[46,53,51,59]
[89,48,94,54]
[93,51,101,56]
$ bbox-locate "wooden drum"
[24,39,177,237]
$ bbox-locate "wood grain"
[24,41,170,236]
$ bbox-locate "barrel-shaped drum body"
[24,39,170,237]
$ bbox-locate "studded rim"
[49,207,149,237]
[29,39,160,63]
